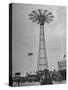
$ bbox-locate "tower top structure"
[29,9,54,25]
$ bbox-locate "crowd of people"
[12,69,65,86]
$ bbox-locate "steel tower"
[29,9,54,72]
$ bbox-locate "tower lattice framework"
[37,24,48,71]
[29,9,54,72]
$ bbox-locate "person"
[40,74,45,85]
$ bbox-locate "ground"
[13,80,66,86]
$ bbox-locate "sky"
[12,3,66,74]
